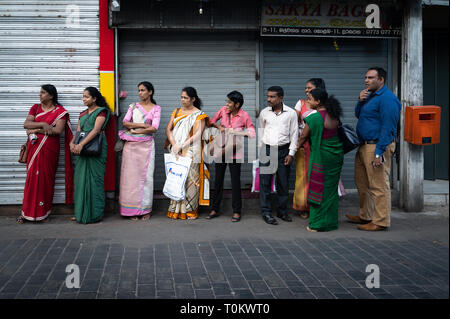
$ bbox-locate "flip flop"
[205,211,219,220]
[306,226,318,232]
[231,214,241,222]
[300,212,309,219]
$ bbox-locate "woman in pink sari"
[118,82,161,220]
[18,84,74,223]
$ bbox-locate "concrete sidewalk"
[0,194,448,299]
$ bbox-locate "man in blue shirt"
[346,67,401,231]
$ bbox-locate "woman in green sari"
[297,88,344,232]
[70,87,110,224]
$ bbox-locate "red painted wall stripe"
[99,0,116,192]
[99,0,114,71]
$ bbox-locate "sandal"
[231,213,241,222]
[300,212,309,219]
[70,216,76,221]
[130,216,139,221]
[306,226,318,232]
[16,216,25,224]
[205,211,219,220]
[142,214,150,221]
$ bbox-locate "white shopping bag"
[163,153,192,201]
[251,159,276,193]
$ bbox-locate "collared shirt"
[258,103,299,157]
[210,105,256,138]
[355,85,401,156]
[210,105,256,159]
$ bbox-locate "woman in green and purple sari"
[297,88,344,232]
[70,87,110,224]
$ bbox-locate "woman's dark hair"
[307,78,326,90]
[182,86,202,109]
[84,86,109,109]
[309,88,342,120]
[227,90,244,109]
[41,84,59,105]
[138,81,157,104]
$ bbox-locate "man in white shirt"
[258,86,299,225]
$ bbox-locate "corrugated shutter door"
[0,1,99,204]
[262,37,389,188]
[119,32,257,190]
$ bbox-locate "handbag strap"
[80,107,107,132]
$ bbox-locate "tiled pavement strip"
[0,200,448,299]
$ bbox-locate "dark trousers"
[259,145,291,217]
[211,161,242,214]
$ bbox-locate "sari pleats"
[304,112,344,232]
[74,140,107,224]
[167,110,209,220]
[74,107,109,224]
[119,140,155,216]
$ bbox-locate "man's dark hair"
[368,67,387,82]
[227,90,244,109]
[267,86,284,97]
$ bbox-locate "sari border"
[21,209,51,221]
[27,110,68,171]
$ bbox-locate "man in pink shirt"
[205,91,256,222]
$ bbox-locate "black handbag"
[74,131,104,156]
[74,109,105,156]
[338,122,361,154]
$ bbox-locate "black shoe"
[263,215,278,225]
[277,213,292,222]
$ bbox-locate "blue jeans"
[259,144,291,217]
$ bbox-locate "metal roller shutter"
[261,37,390,188]
[118,32,257,190]
[0,0,99,204]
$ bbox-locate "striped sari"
[119,103,161,216]
[167,109,210,220]
[304,110,343,231]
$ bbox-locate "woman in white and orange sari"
[165,87,210,220]
[18,84,74,223]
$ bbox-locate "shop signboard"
[261,1,402,38]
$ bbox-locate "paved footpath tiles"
[0,236,447,299]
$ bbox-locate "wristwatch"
[375,154,380,158]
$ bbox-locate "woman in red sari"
[17,84,74,223]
